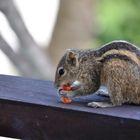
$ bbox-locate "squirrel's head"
[54,49,101,98]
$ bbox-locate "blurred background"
[0,0,140,80]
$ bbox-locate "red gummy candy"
[60,97,72,104]
[63,85,72,91]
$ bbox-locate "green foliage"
[96,0,140,46]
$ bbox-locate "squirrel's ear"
[96,57,102,62]
[66,49,79,67]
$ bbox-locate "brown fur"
[55,40,140,106]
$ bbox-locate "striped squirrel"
[54,40,140,107]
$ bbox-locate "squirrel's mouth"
[58,80,81,98]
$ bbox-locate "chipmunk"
[54,40,140,107]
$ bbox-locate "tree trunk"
[48,0,95,67]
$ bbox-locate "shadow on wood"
[0,75,140,140]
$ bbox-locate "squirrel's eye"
[58,67,65,76]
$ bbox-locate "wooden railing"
[0,75,140,140]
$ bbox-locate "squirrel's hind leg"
[88,86,112,108]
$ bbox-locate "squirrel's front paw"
[88,101,114,108]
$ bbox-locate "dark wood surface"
[0,74,140,140]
